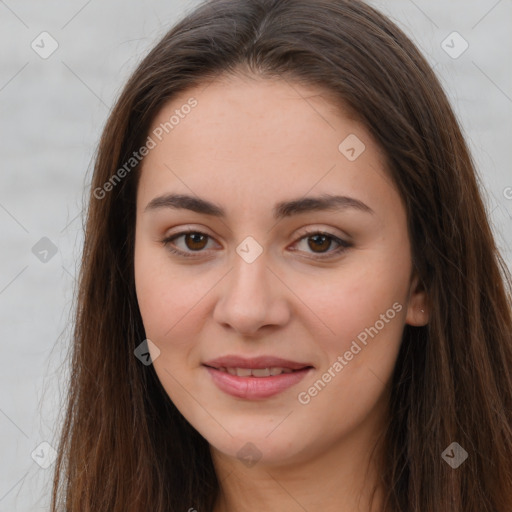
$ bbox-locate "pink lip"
[202,355,314,400]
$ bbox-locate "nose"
[212,250,291,337]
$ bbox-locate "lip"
[203,355,314,400]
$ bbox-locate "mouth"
[202,355,314,399]
[206,366,302,377]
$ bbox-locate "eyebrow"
[144,193,374,219]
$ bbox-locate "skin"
[134,72,429,512]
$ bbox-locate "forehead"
[147,73,364,156]
[137,74,400,221]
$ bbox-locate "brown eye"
[293,231,351,259]
[183,233,208,251]
[307,234,333,253]
[161,230,216,258]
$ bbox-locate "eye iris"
[308,234,331,253]
[185,233,207,250]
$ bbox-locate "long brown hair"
[51,0,512,510]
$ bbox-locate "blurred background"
[0,0,511,509]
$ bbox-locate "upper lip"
[203,355,313,371]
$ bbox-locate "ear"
[405,272,429,326]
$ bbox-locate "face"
[134,73,428,468]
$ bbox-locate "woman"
[51,0,512,510]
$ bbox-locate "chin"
[202,423,308,468]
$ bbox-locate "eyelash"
[160,229,352,260]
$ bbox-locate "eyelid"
[292,224,351,243]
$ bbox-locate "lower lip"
[204,366,312,399]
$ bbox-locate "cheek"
[134,249,207,403]
[134,243,207,343]
[290,263,407,444]
[134,247,222,437]
[294,251,410,357]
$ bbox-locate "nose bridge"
[213,244,289,335]
[232,250,268,295]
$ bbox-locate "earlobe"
[405,273,429,326]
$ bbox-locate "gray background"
[0,0,511,510]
